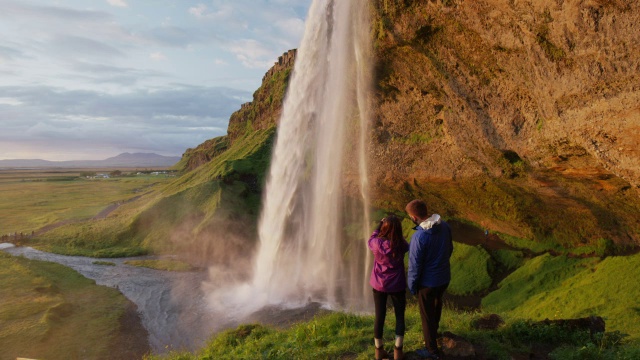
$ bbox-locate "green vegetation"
[33,128,275,258]
[146,303,638,360]
[0,170,168,235]
[536,24,566,62]
[125,259,195,272]
[0,252,146,360]
[492,249,525,270]
[93,260,116,266]
[484,253,640,341]
[449,243,493,295]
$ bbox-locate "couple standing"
[368,199,454,360]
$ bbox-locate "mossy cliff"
[365,0,640,249]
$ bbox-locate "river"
[1,244,223,353]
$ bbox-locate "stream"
[1,245,225,353]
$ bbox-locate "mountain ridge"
[0,152,180,168]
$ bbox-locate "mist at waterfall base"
[204,0,375,319]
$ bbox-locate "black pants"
[373,288,406,339]
[417,283,449,353]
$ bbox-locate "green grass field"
[0,252,148,360]
[0,169,170,235]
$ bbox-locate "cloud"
[51,35,125,59]
[229,39,280,69]
[186,0,307,68]
[0,45,27,62]
[0,1,112,23]
[150,52,167,61]
[0,84,251,159]
[188,3,233,20]
[107,0,128,7]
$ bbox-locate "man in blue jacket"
[406,199,453,359]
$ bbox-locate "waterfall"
[251,0,373,310]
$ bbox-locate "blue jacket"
[407,215,453,295]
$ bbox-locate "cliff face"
[366,0,640,246]
[227,49,296,144]
[181,0,640,248]
[178,50,295,172]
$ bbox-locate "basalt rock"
[438,331,476,358]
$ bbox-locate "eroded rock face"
[366,0,640,246]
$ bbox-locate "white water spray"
[251,0,373,310]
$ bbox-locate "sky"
[0,0,312,160]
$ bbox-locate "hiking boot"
[375,346,389,360]
[394,345,404,360]
[415,348,439,359]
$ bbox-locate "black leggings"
[373,288,406,339]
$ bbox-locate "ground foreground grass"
[146,250,640,360]
[0,252,148,360]
[147,304,640,360]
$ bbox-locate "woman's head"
[379,214,405,258]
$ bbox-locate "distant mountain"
[0,153,181,168]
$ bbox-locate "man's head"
[405,199,429,225]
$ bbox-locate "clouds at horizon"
[0,0,312,160]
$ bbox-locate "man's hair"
[406,199,428,219]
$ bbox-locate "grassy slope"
[449,243,492,295]
[483,253,640,341]
[0,252,148,360]
[33,128,275,259]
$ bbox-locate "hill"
[0,152,181,168]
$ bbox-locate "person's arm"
[407,233,425,295]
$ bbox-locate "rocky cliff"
[365,0,640,247]
[183,0,640,249]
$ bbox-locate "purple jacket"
[368,230,410,293]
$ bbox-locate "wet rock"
[438,331,476,358]
[472,313,505,330]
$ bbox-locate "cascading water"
[251,0,373,310]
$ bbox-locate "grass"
[483,253,640,341]
[93,260,116,266]
[32,128,275,258]
[0,169,169,235]
[146,302,639,360]
[125,259,195,272]
[449,243,493,295]
[0,251,145,360]
[492,249,525,270]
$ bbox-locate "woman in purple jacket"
[368,215,410,360]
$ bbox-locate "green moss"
[449,243,493,295]
[492,249,525,270]
[482,254,594,314]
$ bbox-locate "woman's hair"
[379,214,405,259]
